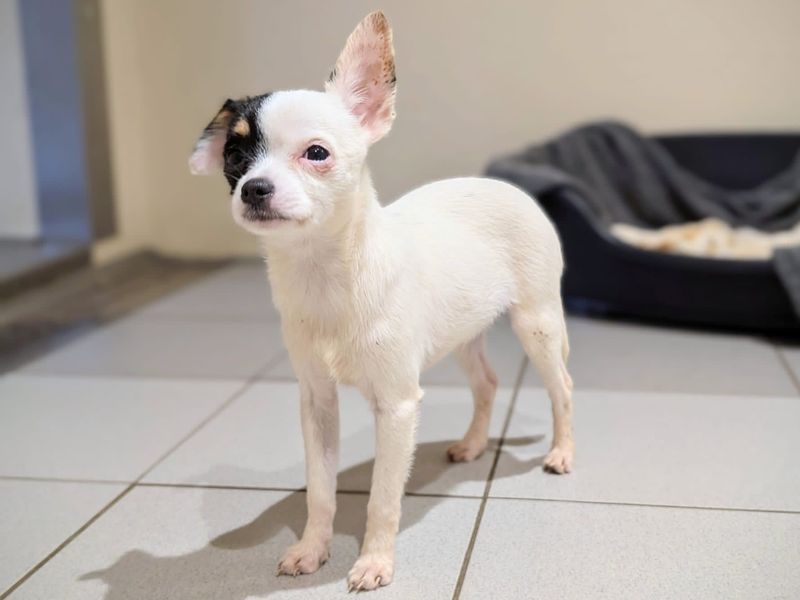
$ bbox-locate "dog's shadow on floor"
[81,435,546,599]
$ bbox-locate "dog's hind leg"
[510,303,574,473]
[447,332,498,462]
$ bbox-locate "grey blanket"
[486,121,800,319]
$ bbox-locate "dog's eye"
[304,145,329,161]
[225,150,245,169]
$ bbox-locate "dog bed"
[486,123,800,331]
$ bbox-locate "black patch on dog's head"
[220,94,270,192]
[194,93,270,192]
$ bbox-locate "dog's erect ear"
[189,100,238,175]
[325,11,396,144]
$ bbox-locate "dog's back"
[383,176,565,365]
[387,176,561,270]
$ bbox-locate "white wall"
[99,0,800,258]
[0,0,40,239]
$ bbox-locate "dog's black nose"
[241,178,274,206]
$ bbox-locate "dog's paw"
[447,438,487,462]
[347,552,393,592]
[277,539,329,577]
[543,444,574,474]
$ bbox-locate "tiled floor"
[2,262,799,599]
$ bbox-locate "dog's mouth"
[243,205,290,223]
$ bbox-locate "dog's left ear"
[189,100,238,175]
[325,11,396,144]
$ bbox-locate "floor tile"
[263,317,526,387]
[0,479,125,596]
[491,388,800,511]
[12,486,479,600]
[256,354,293,381]
[0,375,239,480]
[461,499,800,600]
[145,382,512,497]
[259,352,290,379]
[136,263,280,321]
[20,314,284,379]
[523,316,795,395]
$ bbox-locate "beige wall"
[98,0,800,259]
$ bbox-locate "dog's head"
[189,12,396,238]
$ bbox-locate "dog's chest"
[290,309,374,386]
[316,335,364,385]
[270,256,390,386]
[289,316,369,385]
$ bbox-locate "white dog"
[190,11,574,592]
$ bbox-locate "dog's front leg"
[277,371,339,576]
[347,385,422,591]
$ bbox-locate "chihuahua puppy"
[190,11,574,592]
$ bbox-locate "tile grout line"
[136,482,489,501]
[249,352,289,382]
[0,373,260,599]
[0,475,129,486]
[771,343,800,395]
[483,495,800,516]
[451,356,529,600]
[4,476,797,516]
[6,367,540,390]
[13,364,286,384]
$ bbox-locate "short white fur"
[190,11,574,592]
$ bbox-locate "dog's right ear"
[189,100,237,175]
[325,12,396,144]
